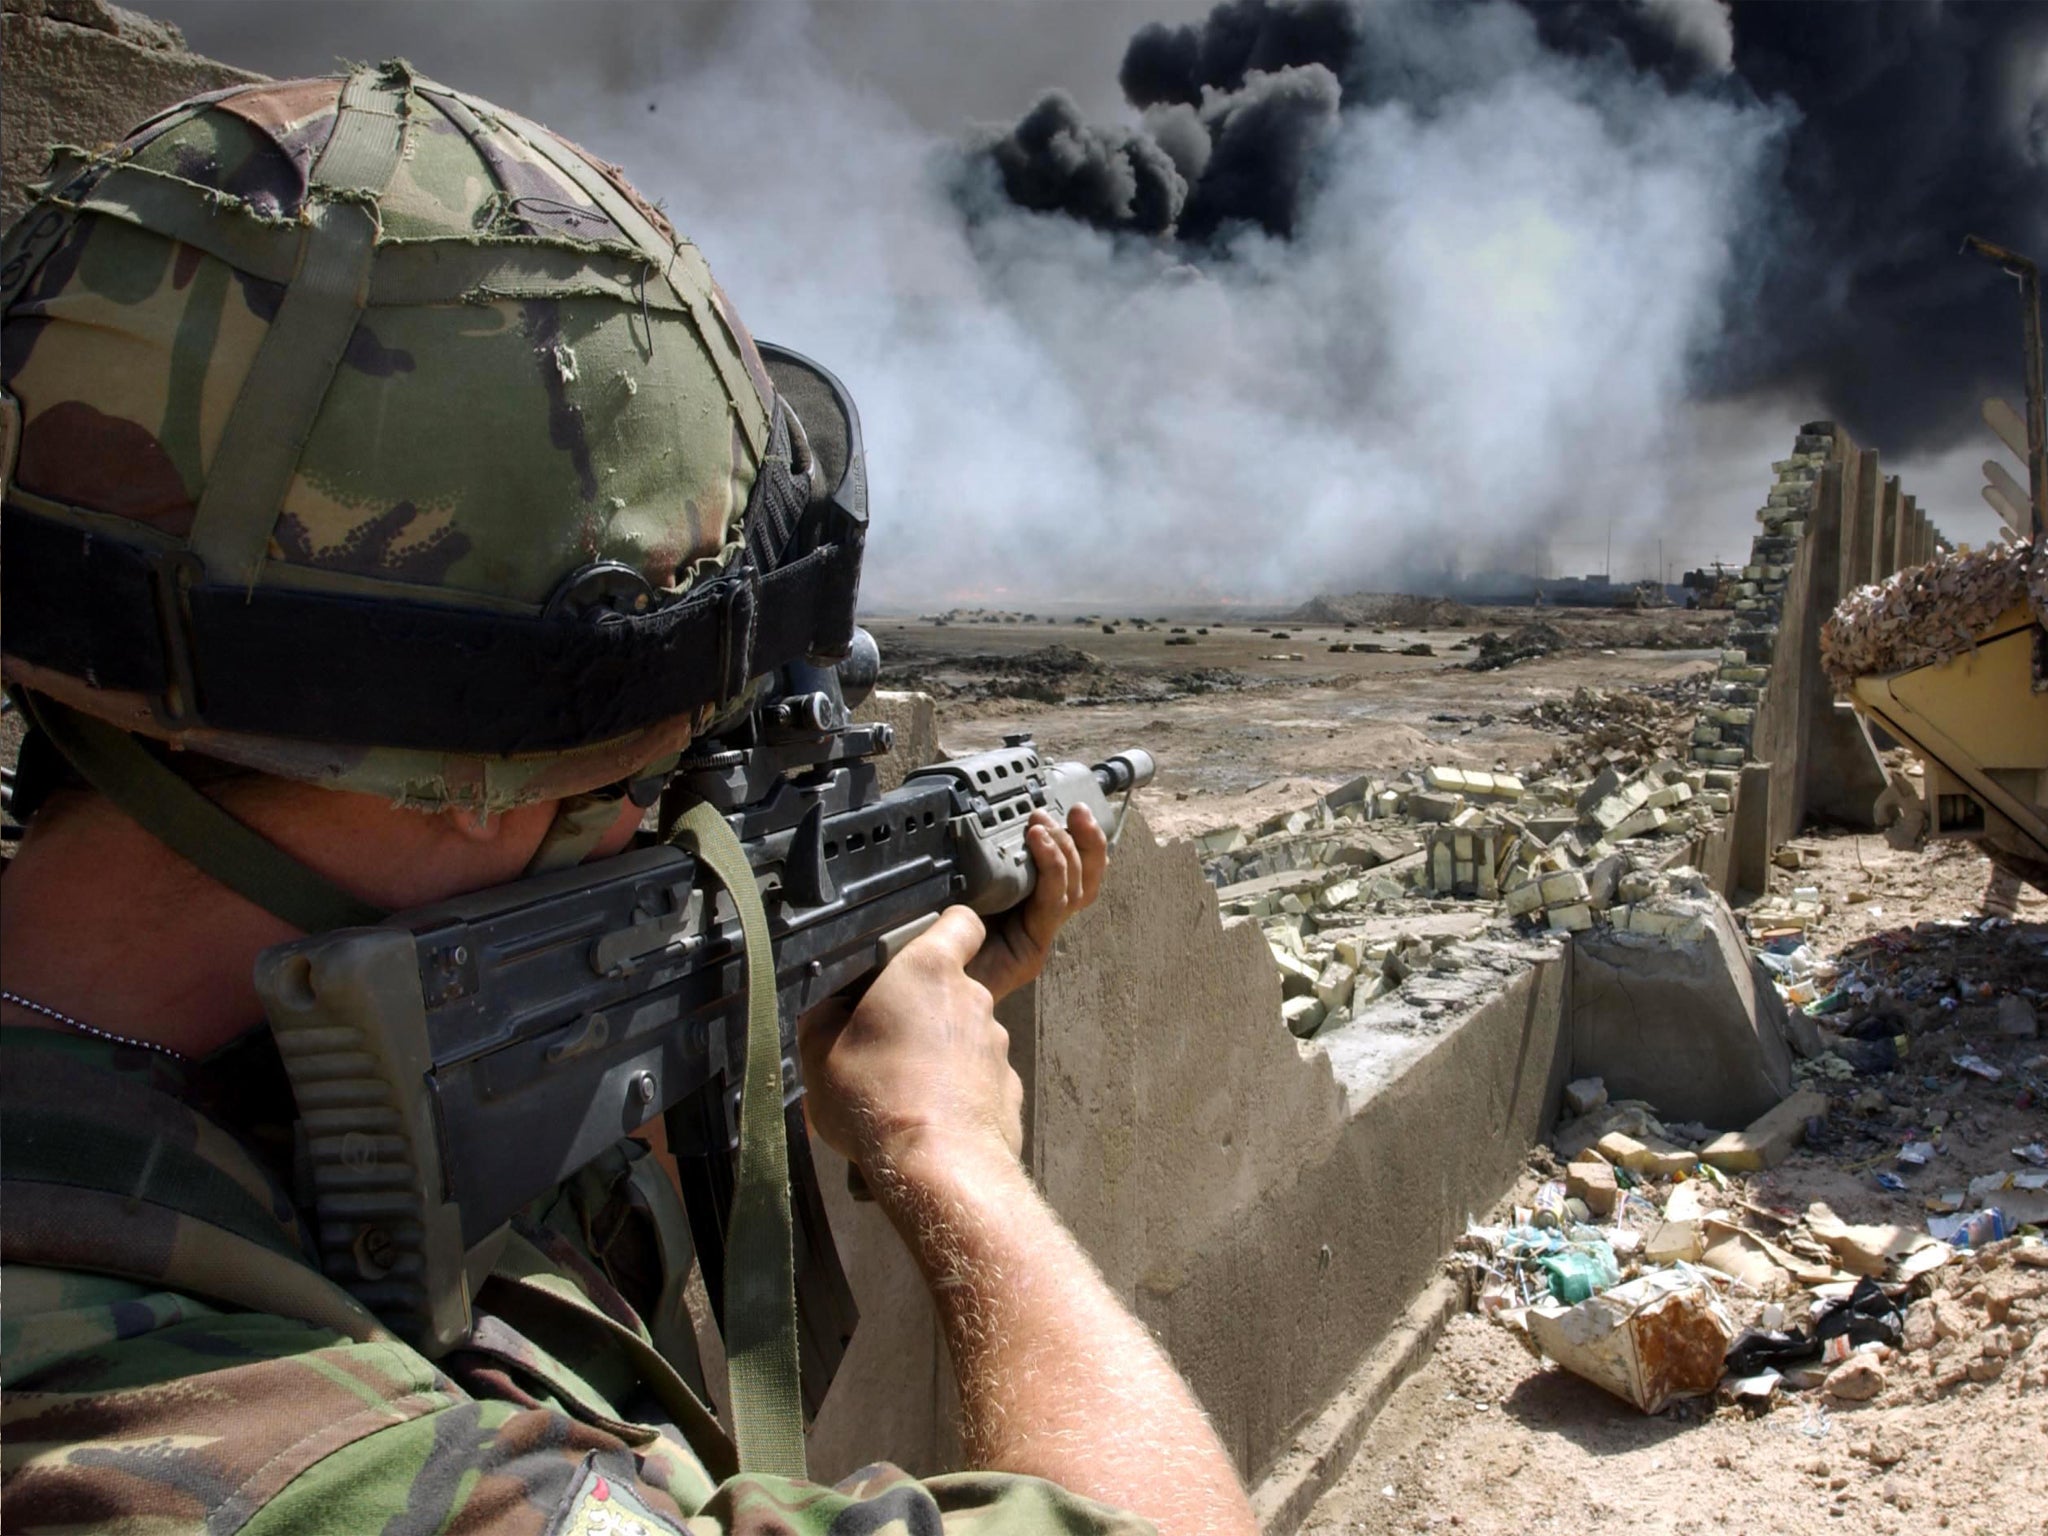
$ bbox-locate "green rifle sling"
[673,800,807,1479]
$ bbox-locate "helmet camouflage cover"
[1,63,855,811]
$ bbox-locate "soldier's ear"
[438,803,510,843]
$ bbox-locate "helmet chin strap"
[521,752,681,877]
[18,691,389,935]
[520,792,628,876]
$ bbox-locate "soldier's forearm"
[870,1134,1258,1536]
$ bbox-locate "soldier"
[0,67,1258,1536]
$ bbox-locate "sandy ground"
[866,605,1720,842]
[1303,1301,2046,1536]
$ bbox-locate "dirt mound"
[879,643,1111,703]
[1291,592,1478,629]
[1464,622,1569,672]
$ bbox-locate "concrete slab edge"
[1248,1273,1467,1535]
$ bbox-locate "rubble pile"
[1457,888,2048,1419]
[1198,747,1749,1037]
[1290,593,1475,629]
[1818,535,2039,687]
[1689,423,1836,771]
[1517,677,1712,771]
[1461,1069,2048,1416]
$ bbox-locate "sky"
[147,0,2036,603]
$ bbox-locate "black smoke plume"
[973,0,2048,458]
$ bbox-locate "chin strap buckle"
[715,565,760,710]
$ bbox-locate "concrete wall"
[1696,423,1949,889]
[2,0,262,224]
[1032,820,1569,1479]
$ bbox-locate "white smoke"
[522,0,1793,602]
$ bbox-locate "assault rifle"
[253,633,1152,1416]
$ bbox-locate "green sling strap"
[673,800,807,1480]
[21,693,389,934]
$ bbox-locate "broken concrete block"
[1547,902,1594,933]
[1698,1089,1829,1173]
[1317,878,1362,910]
[1564,1077,1608,1116]
[1597,1132,1698,1178]
[1424,766,1472,794]
[1280,995,1326,1038]
[1504,877,1544,918]
[1409,790,1462,823]
[1429,842,1454,892]
[1272,950,1321,998]
[1539,869,1590,906]
[1566,1160,1619,1217]
[1196,825,1249,856]
[1570,892,1795,1128]
[1609,806,1670,842]
[1314,960,1357,1013]
[1584,852,1625,911]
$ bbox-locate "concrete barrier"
[803,797,1572,1489]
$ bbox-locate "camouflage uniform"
[1,1031,1147,1532]
[0,68,1152,1536]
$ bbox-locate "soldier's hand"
[966,804,1108,1002]
[799,906,1023,1176]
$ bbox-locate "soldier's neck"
[0,788,568,1061]
[1,797,303,1060]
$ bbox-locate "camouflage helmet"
[1,63,867,814]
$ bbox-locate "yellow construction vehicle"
[1832,238,2048,891]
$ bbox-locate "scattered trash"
[1527,1268,1736,1414]
[1723,1279,1903,1378]
[1723,1368,1782,1406]
[1927,1208,2009,1248]
[1539,1243,1621,1305]
[1953,1052,2004,1082]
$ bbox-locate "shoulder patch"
[552,1452,690,1536]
